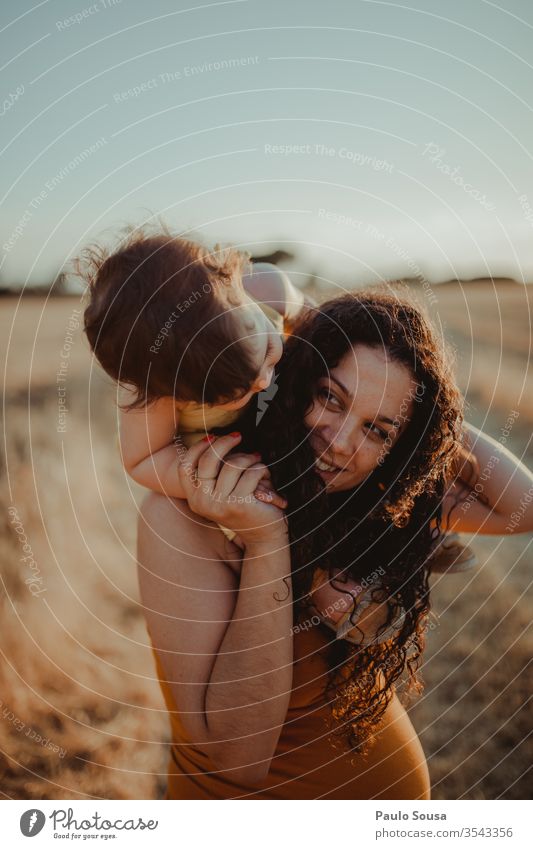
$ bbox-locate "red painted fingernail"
[229,431,241,438]
[202,434,216,442]
[253,452,262,459]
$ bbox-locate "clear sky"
[2,0,533,288]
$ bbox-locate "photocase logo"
[256,371,279,425]
[20,809,46,836]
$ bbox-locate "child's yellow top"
[176,302,284,448]
[177,404,243,447]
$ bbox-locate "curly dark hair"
[237,285,471,754]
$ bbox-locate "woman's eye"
[318,387,341,407]
[367,423,387,439]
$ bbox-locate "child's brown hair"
[80,227,260,408]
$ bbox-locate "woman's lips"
[315,456,342,473]
[314,453,353,481]
[310,440,353,477]
[312,445,369,487]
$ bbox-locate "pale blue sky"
[1,0,533,287]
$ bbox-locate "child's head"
[81,228,282,409]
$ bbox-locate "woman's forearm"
[461,422,533,531]
[205,535,293,782]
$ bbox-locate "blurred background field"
[3,0,533,804]
[0,277,531,800]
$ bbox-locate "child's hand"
[252,476,288,510]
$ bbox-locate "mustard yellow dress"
[151,612,430,800]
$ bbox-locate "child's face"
[217,298,284,411]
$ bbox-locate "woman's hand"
[309,567,360,625]
[443,422,533,535]
[308,567,402,646]
[178,432,288,547]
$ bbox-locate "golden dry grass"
[0,285,531,799]
[1,296,168,799]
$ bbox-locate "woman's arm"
[118,390,187,498]
[138,435,293,786]
[205,533,293,781]
[442,422,533,534]
[242,261,306,323]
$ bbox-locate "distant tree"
[250,249,295,265]
[49,272,68,296]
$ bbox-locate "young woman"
[137,288,533,799]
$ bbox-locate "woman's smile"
[315,456,342,473]
[313,449,351,478]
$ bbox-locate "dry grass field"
[1,281,531,799]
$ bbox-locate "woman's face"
[304,344,418,493]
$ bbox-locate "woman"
[137,288,533,799]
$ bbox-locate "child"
[82,229,309,511]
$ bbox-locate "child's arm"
[442,422,533,535]
[118,389,187,498]
[241,262,310,323]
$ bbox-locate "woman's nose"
[326,420,359,458]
